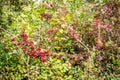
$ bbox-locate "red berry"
[21,31,27,37]
[29,39,34,46]
[17,41,22,45]
[44,50,48,53]
[41,57,47,62]
[28,53,36,58]
[10,37,15,41]
[22,46,26,49]
[24,37,28,41]
[23,40,28,44]
[22,46,27,52]
[32,50,38,56]
[13,42,17,46]
[37,46,41,51]
[39,51,45,57]
[30,45,34,50]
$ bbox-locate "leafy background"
[0,0,120,80]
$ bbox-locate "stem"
[98,24,101,38]
[27,56,30,80]
[77,39,90,53]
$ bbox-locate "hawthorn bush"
[0,0,120,80]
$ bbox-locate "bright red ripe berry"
[30,45,34,50]
[21,31,27,37]
[39,52,45,57]
[28,53,36,58]
[28,53,33,57]
[23,36,28,42]
[32,50,39,56]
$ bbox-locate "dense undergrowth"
[0,0,120,80]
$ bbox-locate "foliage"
[0,0,120,79]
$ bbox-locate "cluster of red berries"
[10,31,50,62]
